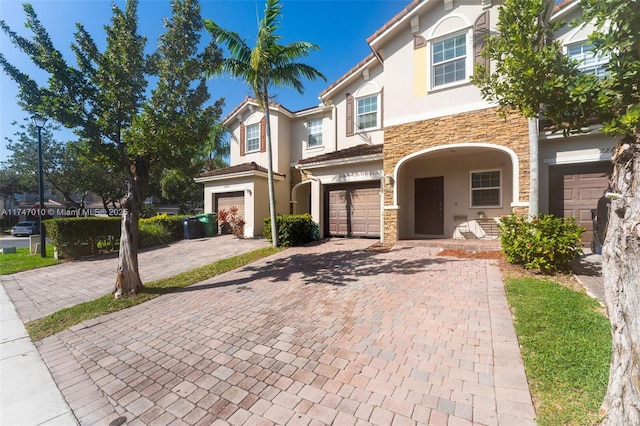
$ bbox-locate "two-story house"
[196,0,616,248]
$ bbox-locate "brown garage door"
[549,162,612,246]
[215,192,245,218]
[326,182,380,238]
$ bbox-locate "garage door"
[215,191,245,219]
[326,182,380,238]
[549,162,612,247]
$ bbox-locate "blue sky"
[0,0,407,162]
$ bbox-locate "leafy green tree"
[0,167,28,210]
[204,0,325,247]
[0,0,222,297]
[471,0,592,217]
[3,119,86,208]
[577,0,640,423]
[160,168,202,213]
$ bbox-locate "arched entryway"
[391,143,521,240]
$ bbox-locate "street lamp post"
[31,114,47,258]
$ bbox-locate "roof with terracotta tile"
[297,144,383,166]
[319,53,378,99]
[221,97,295,124]
[197,162,285,179]
[365,0,422,44]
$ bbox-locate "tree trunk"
[528,117,539,218]
[263,94,279,248]
[600,135,640,424]
[114,158,148,299]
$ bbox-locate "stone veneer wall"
[382,107,530,243]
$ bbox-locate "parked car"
[11,221,40,237]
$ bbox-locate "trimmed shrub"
[264,214,319,247]
[499,213,585,274]
[139,222,172,248]
[45,217,120,258]
[141,214,189,241]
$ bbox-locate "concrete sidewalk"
[13,239,536,425]
[1,284,78,425]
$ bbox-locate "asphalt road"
[0,236,47,249]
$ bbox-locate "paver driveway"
[36,239,535,425]
[1,235,269,323]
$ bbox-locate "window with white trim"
[567,42,608,78]
[432,33,467,87]
[307,119,323,148]
[471,170,501,207]
[356,95,378,131]
[245,123,259,152]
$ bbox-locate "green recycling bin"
[197,213,217,237]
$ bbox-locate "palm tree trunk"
[600,135,640,424]
[263,93,279,248]
[528,117,539,218]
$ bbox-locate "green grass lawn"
[26,246,282,341]
[504,276,611,426]
[0,245,61,275]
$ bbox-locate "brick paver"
[30,238,535,425]
[0,235,269,322]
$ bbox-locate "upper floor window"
[567,42,608,78]
[432,33,467,87]
[245,123,260,153]
[307,119,323,148]
[470,170,501,208]
[357,95,378,131]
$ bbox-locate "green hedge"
[141,214,189,241]
[45,214,190,258]
[45,217,120,258]
[499,213,585,274]
[264,214,320,247]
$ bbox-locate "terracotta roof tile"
[222,97,294,124]
[297,144,383,166]
[198,162,285,179]
[366,0,422,44]
[319,53,377,98]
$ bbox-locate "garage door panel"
[215,192,245,220]
[326,183,380,238]
[549,163,611,247]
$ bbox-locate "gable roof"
[319,53,380,100]
[196,162,285,182]
[222,97,294,126]
[297,143,383,167]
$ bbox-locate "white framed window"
[470,170,501,208]
[431,32,468,88]
[356,95,379,131]
[307,119,323,148]
[245,123,260,153]
[567,42,608,78]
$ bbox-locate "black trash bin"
[183,217,201,239]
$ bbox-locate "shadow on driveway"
[156,244,459,295]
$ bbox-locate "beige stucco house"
[197,0,615,247]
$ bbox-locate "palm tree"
[204,0,325,247]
